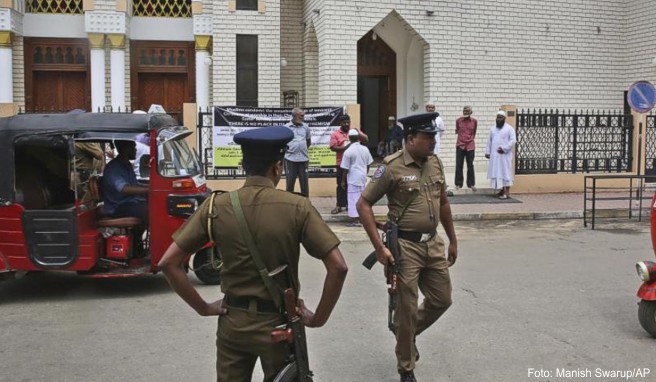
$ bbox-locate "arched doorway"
[357,30,396,149]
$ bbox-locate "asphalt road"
[1,220,656,382]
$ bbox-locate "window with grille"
[236,35,258,107]
[26,0,83,14]
[133,0,192,17]
[236,0,258,11]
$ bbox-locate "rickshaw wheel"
[272,362,303,382]
[193,248,222,285]
[638,300,656,337]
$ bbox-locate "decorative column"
[108,34,125,111]
[0,31,12,103]
[195,35,211,111]
[88,33,106,112]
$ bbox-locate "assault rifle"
[271,287,313,382]
[362,220,399,333]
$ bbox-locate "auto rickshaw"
[635,193,656,336]
[0,112,221,284]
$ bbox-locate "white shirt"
[340,142,373,187]
[133,141,150,179]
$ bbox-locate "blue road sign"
[628,81,656,113]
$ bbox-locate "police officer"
[158,126,348,382]
[356,112,458,382]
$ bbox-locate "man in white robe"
[485,110,516,198]
[426,101,446,155]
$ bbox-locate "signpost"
[627,81,656,202]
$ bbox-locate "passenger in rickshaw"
[74,142,105,202]
[101,140,149,226]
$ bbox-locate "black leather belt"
[224,295,280,313]
[397,230,436,243]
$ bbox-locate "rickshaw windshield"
[157,129,201,178]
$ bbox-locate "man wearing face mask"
[329,114,368,214]
[454,106,478,191]
[485,110,516,199]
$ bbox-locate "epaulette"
[383,150,403,164]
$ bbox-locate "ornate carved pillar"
[88,33,106,112]
[108,34,125,111]
[0,31,12,103]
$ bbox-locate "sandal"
[498,194,509,200]
[331,207,343,214]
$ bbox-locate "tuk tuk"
[0,112,221,284]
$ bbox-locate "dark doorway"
[357,30,396,149]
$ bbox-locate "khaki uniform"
[172,176,340,382]
[361,149,453,373]
[74,142,104,202]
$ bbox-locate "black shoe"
[400,371,417,382]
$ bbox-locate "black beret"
[233,125,294,159]
[398,112,439,134]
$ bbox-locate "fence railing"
[515,109,633,174]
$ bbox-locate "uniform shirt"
[340,142,373,187]
[74,142,104,171]
[284,122,311,162]
[102,158,144,215]
[361,149,445,233]
[456,116,478,151]
[172,176,340,300]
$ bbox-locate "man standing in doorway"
[454,106,478,191]
[284,108,311,196]
[330,114,368,214]
[485,110,516,199]
[425,101,445,156]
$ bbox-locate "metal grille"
[197,109,337,179]
[26,0,83,14]
[515,109,633,174]
[132,0,192,17]
[646,114,656,175]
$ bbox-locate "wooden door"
[32,72,87,112]
[136,73,186,120]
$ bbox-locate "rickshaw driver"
[101,140,149,225]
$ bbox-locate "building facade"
[1,0,655,169]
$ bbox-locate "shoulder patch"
[372,165,386,182]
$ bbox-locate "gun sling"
[229,190,284,310]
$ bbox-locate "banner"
[212,106,344,168]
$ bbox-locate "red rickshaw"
[0,112,220,284]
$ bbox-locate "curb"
[321,208,651,223]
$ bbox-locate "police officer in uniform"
[158,126,348,382]
[356,112,458,382]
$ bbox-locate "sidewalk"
[312,191,653,223]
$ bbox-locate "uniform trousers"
[394,235,452,372]
[335,167,347,208]
[284,159,309,197]
[216,308,289,382]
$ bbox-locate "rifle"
[270,272,313,382]
[362,220,399,333]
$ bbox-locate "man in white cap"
[485,110,516,199]
[425,101,445,156]
[340,129,373,226]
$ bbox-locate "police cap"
[398,112,439,135]
[233,125,294,159]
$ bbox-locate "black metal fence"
[197,109,337,180]
[515,109,633,174]
[646,114,656,177]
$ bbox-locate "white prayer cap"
[497,110,507,117]
[388,116,396,121]
[348,129,360,137]
[426,100,437,106]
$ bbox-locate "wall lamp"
[425,10,434,16]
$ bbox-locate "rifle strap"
[395,160,430,222]
[229,191,283,309]
[205,191,223,271]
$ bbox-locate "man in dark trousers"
[357,113,458,382]
[284,108,311,196]
[158,125,348,382]
[454,105,478,190]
